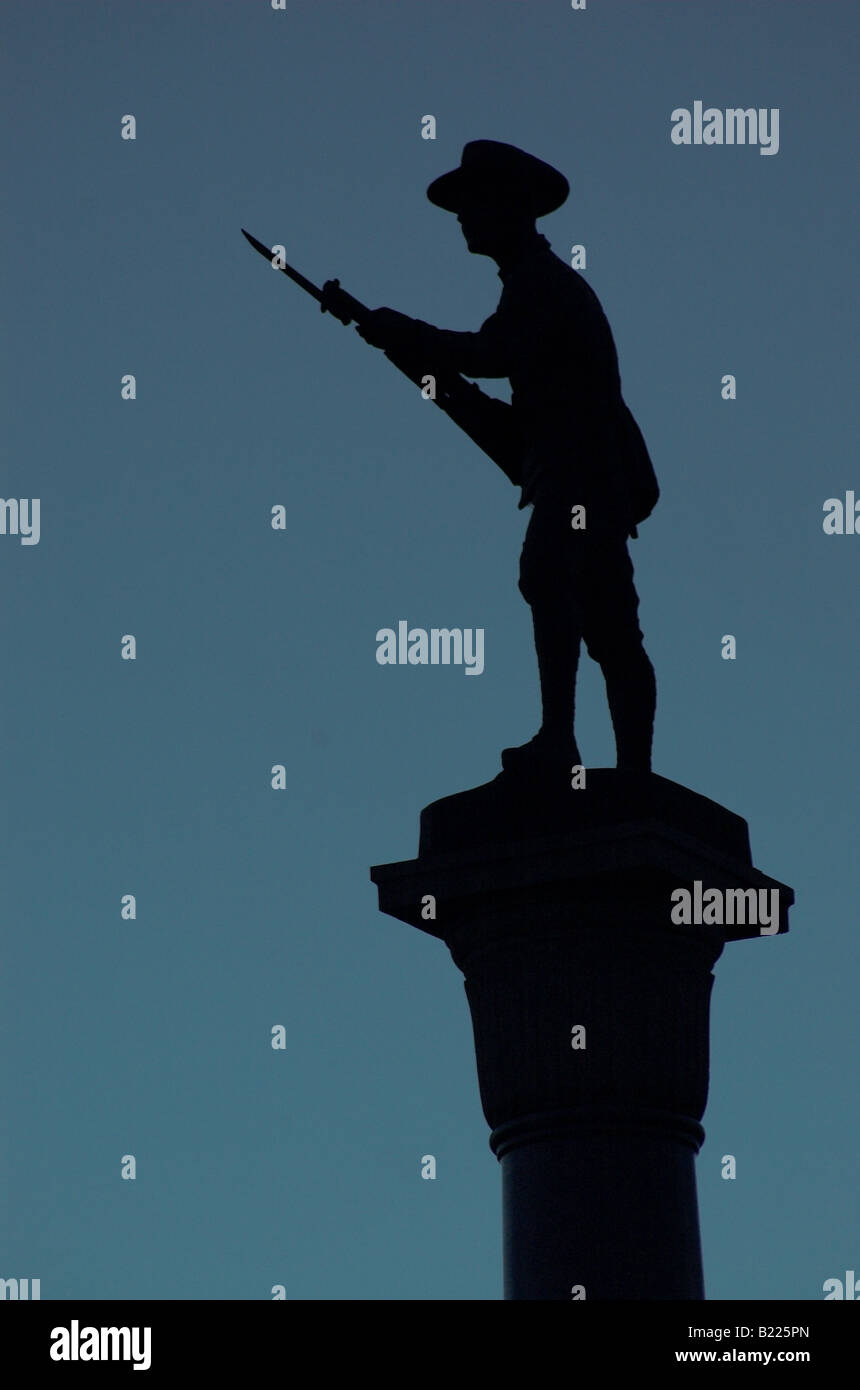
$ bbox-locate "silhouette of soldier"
[355,141,656,776]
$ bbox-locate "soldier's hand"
[319,279,359,325]
[356,307,417,350]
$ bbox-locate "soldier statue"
[339,140,658,777]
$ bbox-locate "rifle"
[241,229,523,487]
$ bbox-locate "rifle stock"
[381,340,523,487]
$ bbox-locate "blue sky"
[2,0,858,1299]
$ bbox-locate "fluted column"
[371,769,792,1300]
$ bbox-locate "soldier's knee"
[585,628,646,666]
[518,563,556,608]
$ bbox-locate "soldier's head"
[427,140,569,264]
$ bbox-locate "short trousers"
[517,494,645,659]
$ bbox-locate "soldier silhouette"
[354,140,657,777]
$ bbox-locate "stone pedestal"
[370,770,793,1300]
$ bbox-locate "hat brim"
[427,164,568,218]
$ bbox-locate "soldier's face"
[457,206,496,255]
[457,202,533,258]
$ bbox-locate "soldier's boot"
[500,728,582,778]
[601,646,656,772]
[501,606,582,778]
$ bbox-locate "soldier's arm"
[357,307,510,379]
[409,314,510,378]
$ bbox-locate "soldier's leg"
[582,535,656,771]
[530,602,581,742]
[502,500,584,773]
[601,645,656,771]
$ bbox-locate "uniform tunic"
[405,234,646,657]
[407,233,634,525]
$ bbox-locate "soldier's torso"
[498,242,631,518]
[498,244,618,405]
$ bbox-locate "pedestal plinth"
[370,770,793,1300]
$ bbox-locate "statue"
[353,141,658,778]
[244,139,659,781]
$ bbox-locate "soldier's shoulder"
[535,246,592,287]
[533,248,606,313]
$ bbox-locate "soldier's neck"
[494,229,545,274]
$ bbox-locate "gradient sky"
[2,0,858,1300]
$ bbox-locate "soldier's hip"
[517,492,643,645]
